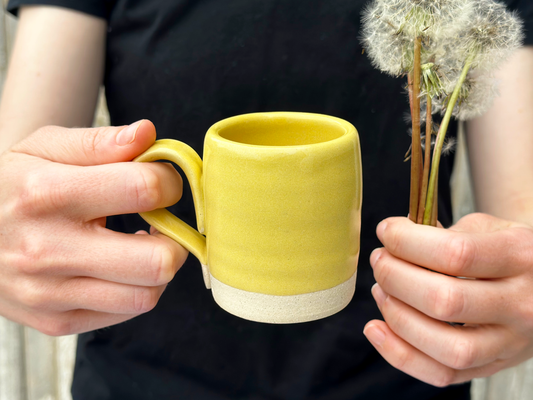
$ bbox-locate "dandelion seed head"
[360,0,478,75]
[455,75,499,120]
[361,0,524,123]
[462,0,524,71]
[361,2,415,76]
[433,73,499,120]
[374,0,474,40]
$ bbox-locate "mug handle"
[133,139,211,288]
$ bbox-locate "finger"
[34,277,168,314]
[370,248,510,324]
[363,319,507,387]
[55,309,139,335]
[15,158,183,220]
[11,120,156,166]
[76,229,189,286]
[375,216,529,278]
[0,297,139,336]
[6,160,183,221]
[18,227,188,287]
[371,284,520,370]
[363,320,458,387]
[56,162,183,219]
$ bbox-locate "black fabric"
[5,0,533,399]
[7,0,113,19]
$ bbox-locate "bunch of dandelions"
[361,0,523,226]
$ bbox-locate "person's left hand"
[364,213,533,387]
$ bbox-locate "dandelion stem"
[430,174,438,227]
[409,36,423,223]
[423,54,475,225]
[417,94,433,224]
[407,74,414,117]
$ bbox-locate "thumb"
[11,120,156,166]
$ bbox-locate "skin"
[365,47,533,386]
[2,4,533,387]
[0,6,105,148]
[0,7,189,335]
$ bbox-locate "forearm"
[0,6,106,153]
[467,46,533,226]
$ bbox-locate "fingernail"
[370,248,383,268]
[376,221,387,242]
[116,120,144,146]
[371,283,387,307]
[364,324,386,347]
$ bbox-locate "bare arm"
[467,47,533,225]
[0,5,106,152]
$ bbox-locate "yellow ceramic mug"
[134,112,362,323]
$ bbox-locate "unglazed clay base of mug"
[209,272,357,324]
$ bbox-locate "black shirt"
[6,0,533,399]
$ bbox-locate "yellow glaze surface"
[134,112,362,297]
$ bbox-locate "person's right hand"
[0,120,188,335]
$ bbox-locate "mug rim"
[207,111,356,148]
